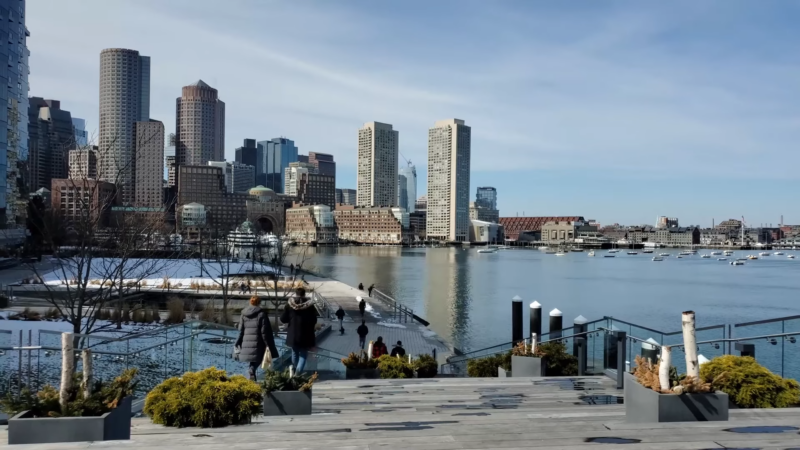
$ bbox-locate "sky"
[27,0,800,228]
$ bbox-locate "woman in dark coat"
[235,296,279,381]
[280,287,317,373]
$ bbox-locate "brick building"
[285,205,336,244]
[51,178,116,227]
[334,205,411,245]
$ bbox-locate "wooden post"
[658,346,671,392]
[60,333,74,413]
[682,311,699,378]
[82,349,93,399]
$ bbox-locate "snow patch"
[377,321,406,329]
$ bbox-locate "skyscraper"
[357,122,398,207]
[426,119,471,242]
[308,152,336,177]
[234,138,262,186]
[475,187,497,210]
[99,48,150,205]
[208,160,255,193]
[176,80,225,167]
[28,98,74,191]
[258,137,298,193]
[134,120,164,208]
[1,0,30,225]
[398,162,416,213]
[336,188,356,206]
[72,118,88,147]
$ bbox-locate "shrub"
[376,355,414,379]
[131,307,146,323]
[44,308,60,320]
[262,369,318,394]
[538,341,578,376]
[341,351,378,369]
[700,355,800,408]
[198,303,216,322]
[151,305,161,323]
[121,304,131,323]
[414,354,438,378]
[467,352,511,377]
[165,298,185,324]
[144,368,262,428]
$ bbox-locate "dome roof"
[249,185,274,194]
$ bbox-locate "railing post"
[614,330,627,389]
[735,342,755,358]
[512,296,523,344]
[641,338,659,364]
[549,308,563,339]
[573,315,587,355]
[576,336,586,376]
[530,301,542,341]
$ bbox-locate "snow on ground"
[376,321,406,329]
[364,302,382,319]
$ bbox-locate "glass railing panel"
[781,318,800,381]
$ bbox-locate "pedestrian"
[234,296,279,381]
[358,282,364,291]
[356,320,369,350]
[290,263,295,275]
[372,336,388,359]
[358,296,366,318]
[368,284,375,297]
[390,340,406,357]
[335,306,346,335]
[280,287,317,373]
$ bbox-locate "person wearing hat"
[390,340,406,357]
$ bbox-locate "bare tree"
[194,225,238,325]
[251,235,314,323]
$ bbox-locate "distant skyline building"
[208,160,255,194]
[134,120,165,208]
[476,187,497,211]
[72,118,88,147]
[398,162,417,213]
[234,138,262,186]
[308,152,336,177]
[474,186,499,223]
[28,98,74,191]
[655,216,679,229]
[2,0,31,225]
[99,48,151,205]
[427,119,471,242]
[357,121,398,207]
[176,80,225,167]
[258,137,298,193]
[285,165,335,207]
[336,188,356,206]
[69,147,97,180]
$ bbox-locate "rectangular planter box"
[346,368,379,380]
[8,396,132,445]
[264,390,312,416]
[511,356,543,377]
[624,372,728,423]
[498,367,511,378]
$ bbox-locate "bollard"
[613,331,627,389]
[530,301,542,341]
[735,342,755,358]
[549,308,563,339]
[576,337,587,376]
[641,338,659,364]
[573,315,588,371]
[512,296,523,344]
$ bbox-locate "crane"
[399,151,412,168]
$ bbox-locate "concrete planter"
[264,390,312,416]
[8,396,132,445]
[624,372,728,423]
[511,356,543,377]
[498,367,511,378]
[345,368,379,380]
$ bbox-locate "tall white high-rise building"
[398,162,417,213]
[99,48,150,205]
[426,119,471,242]
[357,121,398,207]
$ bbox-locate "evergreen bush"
[413,354,438,378]
[262,369,318,394]
[341,351,378,369]
[466,352,511,377]
[538,341,578,376]
[700,355,800,408]
[376,355,414,379]
[144,368,262,428]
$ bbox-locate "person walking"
[358,282,364,291]
[372,336,388,359]
[280,287,317,373]
[335,306,346,334]
[356,320,369,350]
[358,297,366,318]
[390,340,406,357]
[235,296,279,381]
[368,284,375,297]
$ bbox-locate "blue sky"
[27,0,800,227]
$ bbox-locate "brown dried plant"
[633,355,725,394]
[511,341,545,357]
[633,355,664,392]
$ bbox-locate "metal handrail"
[598,327,800,349]
[442,330,597,368]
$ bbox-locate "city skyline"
[26,0,800,226]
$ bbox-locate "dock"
[12,376,800,449]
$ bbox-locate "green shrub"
[262,369,318,394]
[538,341,578,376]
[414,354,438,378]
[376,355,414,379]
[341,351,378,369]
[144,367,262,428]
[466,352,511,377]
[700,355,800,408]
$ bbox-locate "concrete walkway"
[306,276,452,362]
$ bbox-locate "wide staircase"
[116,376,800,449]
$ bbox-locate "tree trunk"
[682,311,698,378]
[82,349,93,399]
[658,346,671,392]
[60,332,75,413]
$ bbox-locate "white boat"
[788,255,796,259]
[774,252,785,256]
[642,249,654,254]
[717,258,727,261]
[731,260,745,266]
[747,255,758,260]
[724,250,735,256]
[544,249,557,254]
[608,249,620,253]
[710,251,723,256]
[759,252,770,256]
[627,251,638,255]
[497,245,512,250]
[679,251,692,256]
[588,251,595,257]
[652,256,663,261]
[659,253,670,257]
[477,248,497,254]
[571,248,584,252]
[555,252,567,256]
[737,258,747,262]
[701,254,711,259]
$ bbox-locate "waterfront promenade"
[8,376,800,449]
[306,275,454,361]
